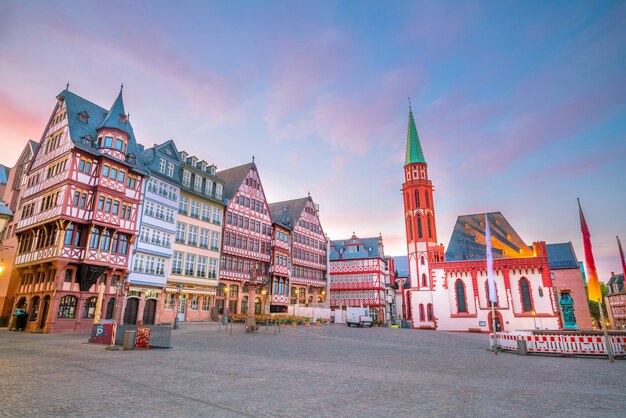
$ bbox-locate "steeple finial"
[120,83,124,92]
[408,97,412,112]
[252,155,255,163]
[66,82,70,90]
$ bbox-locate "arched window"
[405,192,410,210]
[417,217,423,238]
[15,297,27,310]
[421,273,427,287]
[414,190,420,208]
[485,280,498,307]
[420,256,425,265]
[455,280,467,313]
[427,216,433,238]
[407,217,413,240]
[241,296,249,314]
[30,296,40,321]
[520,278,532,312]
[83,297,98,319]
[106,298,115,319]
[57,295,77,318]
[255,297,262,314]
[427,303,434,321]
[425,191,430,208]
[419,304,425,321]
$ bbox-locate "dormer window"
[119,113,127,124]
[115,138,125,152]
[79,111,89,122]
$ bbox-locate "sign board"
[135,326,151,349]
[479,321,487,327]
[90,323,114,345]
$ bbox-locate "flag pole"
[491,301,497,355]
[598,298,614,363]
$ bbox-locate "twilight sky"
[1,1,625,281]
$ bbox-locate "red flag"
[578,199,602,301]
[618,236,626,279]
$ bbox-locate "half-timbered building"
[165,151,225,323]
[269,196,328,310]
[124,140,182,325]
[329,234,389,321]
[12,88,147,333]
[216,162,272,315]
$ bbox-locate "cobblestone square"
[1,323,625,417]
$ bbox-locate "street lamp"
[173,283,183,330]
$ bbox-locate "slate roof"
[330,234,384,261]
[405,106,426,165]
[268,197,310,230]
[96,89,131,135]
[216,162,255,201]
[608,273,624,294]
[546,242,580,270]
[445,212,533,261]
[57,89,148,175]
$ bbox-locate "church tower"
[401,103,439,322]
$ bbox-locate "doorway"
[39,296,50,330]
[177,297,187,322]
[143,299,156,325]
[124,297,139,325]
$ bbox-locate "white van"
[345,307,373,327]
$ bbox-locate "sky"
[1,0,625,282]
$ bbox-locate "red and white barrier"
[490,332,626,356]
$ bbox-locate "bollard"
[123,330,136,350]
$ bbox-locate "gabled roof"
[57,89,147,175]
[268,197,310,230]
[445,212,533,261]
[330,234,385,261]
[216,162,255,201]
[405,106,426,165]
[546,242,579,270]
[608,273,624,294]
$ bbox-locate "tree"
[587,282,608,328]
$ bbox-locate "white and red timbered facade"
[12,88,147,333]
[217,162,272,315]
[400,106,560,332]
[329,234,389,321]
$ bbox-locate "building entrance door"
[177,297,187,322]
[39,296,50,330]
[124,298,139,325]
[143,299,156,325]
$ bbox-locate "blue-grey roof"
[268,197,312,230]
[97,89,131,135]
[393,256,409,278]
[330,234,384,261]
[445,212,533,261]
[608,273,624,294]
[141,140,183,184]
[216,162,255,201]
[57,89,147,175]
[546,242,579,270]
[0,202,12,218]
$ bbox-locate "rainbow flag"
[578,199,602,302]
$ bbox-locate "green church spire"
[405,99,426,165]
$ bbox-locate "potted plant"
[316,318,323,326]
[304,317,312,326]
[278,317,286,328]
[290,317,298,327]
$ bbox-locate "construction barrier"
[490,332,626,356]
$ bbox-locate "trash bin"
[9,310,28,331]
[517,339,528,355]
[123,330,136,350]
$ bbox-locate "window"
[197,257,207,278]
[172,252,183,274]
[407,218,413,241]
[422,273,427,287]
[159,159,166,173]
[164,294,174,309]
[194,176,202,192]
[208,258,217,278]
[520,278,533,312]
[210,231,219,250]
[202,297,211,311]
[188,226,198,246]
[212,208,221,225]
[179,196,188,214]
[103,136,113,148]
[215,184,223,199]
[185,254,196,276]
[190,295,199,311]
[241,296,249,314]
[190,200,200,218]
[100,230,111,252]
[205,180,213,195]
[182,170,191,187]
[427,303,433,321]
[89,227,101,249]
[202,204,210,221]
[126,175,137,189]
[115,138,124,151]
[57,295,77,319]
[455,280,467,313]
[176,223,186,243]
[417,217,423,239]
[83,297,98,319]
[117,171,125,183]
[167,162,174,177]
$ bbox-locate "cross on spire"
[66,82,70,90]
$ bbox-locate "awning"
[165,287,216,296]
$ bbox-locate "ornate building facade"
[12,88,147,333]
[401,107,560,332]
[125,140,183,325]
[165,151,225,323]
[329,234,389,321]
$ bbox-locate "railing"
[491,331,626,357]
[114,324,172,348]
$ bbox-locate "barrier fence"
[114,324,172,348]
[491,332,626,356]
